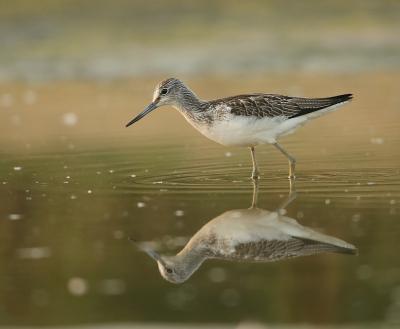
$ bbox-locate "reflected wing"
[214,237,357,262]
[220,94,352,119]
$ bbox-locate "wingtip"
[340,246,358,256]
[350,248,358,256]
[342,93,353,101]
[331,93,353,104]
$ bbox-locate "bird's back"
[209,93,353,120]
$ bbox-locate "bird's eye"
[166,268,174,274]
[160,88,169,95]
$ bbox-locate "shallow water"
[1,73,400,327]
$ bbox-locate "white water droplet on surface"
[137,202,145,208]
[16,247,51,259]
[371,137,384,144]
[62,113,77,126]
[9,214,23,220]
[67,277,88,296]
[13,167,21,171]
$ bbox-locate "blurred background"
[1,1,400,328]
[1,0,400,81]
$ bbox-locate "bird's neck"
[173,89,209,120]
[173,237,212,271]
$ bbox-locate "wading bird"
[126,78,352,178]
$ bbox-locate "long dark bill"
[126,102,157,127]
[128,238,162,261]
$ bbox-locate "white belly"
[198,114,307,147]
[178,101,349,148]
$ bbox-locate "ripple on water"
[103,138,400,196]
[3,133,400,199]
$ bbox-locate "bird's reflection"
[130,179,357,283]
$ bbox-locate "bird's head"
[129,238,192,284]
[126,78,188,127]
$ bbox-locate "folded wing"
[215,236,357,262]
[223,93,353,119]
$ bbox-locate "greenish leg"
[272,142,296,178]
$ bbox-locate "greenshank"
[126,78,353,178]
[130,180,357,283]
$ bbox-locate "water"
[1,74,400,327]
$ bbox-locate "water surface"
[1,73,400,327]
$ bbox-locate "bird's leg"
[272,142,296,179]
[275,175,297,214]
[250,178,260,209]
[249,147,259,179]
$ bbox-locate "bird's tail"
[289,94,353,119]
[298,237,358,256]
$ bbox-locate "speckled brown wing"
[219,93,353,119]
[213,237,357,262]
